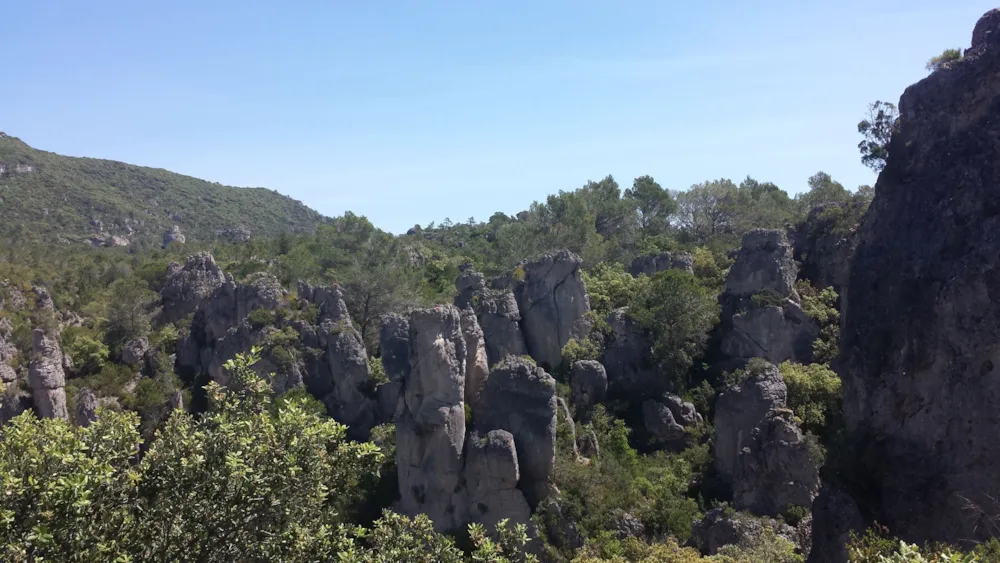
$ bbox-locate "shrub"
[778,361,842,440]
[63,333,109,377]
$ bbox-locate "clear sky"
[3,1,995,233]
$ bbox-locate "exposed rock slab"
[454,265,527,366]
[28,329,68,419]
[714,361,786,481]
[630,251,694,277]
[513,251,591,369]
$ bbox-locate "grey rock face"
[840,9,1000,544]
[602,308,653,395]
[808,485,864,563]
[720,230,818,365]
[396,306,468,531]
[610,510,646,540]
[28,329,68,419]
[120,337,149,367]
[464,430,532,529]
[75,388,99,427]
[460,308,490,409]
[377,313,410,420]
[714,361,787,481]
[454,266,527,366]
[733,410,820,516]
[570,360,607,413]
[791,203,860,295]
[663,393,703,427]
[643,394,702,450]
[473,356,557,507]
[162,224,186,247]
[513,251,591,369]
[630,251,694,277]
[0,318,18,384]
[159,252,226,323]
[693,508,799,556]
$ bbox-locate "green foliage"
[778,361,842,439]
[273,386,328,417]
[630,270,719,393]
[370,355,390,385]
[105,276,157,349]
[723,357,775,389]
[858,101,899,173]
[750,287,786,309]
[796,280,840,364]
[926,48,963,72]
[247,307,277,330]
[562,338,603,367]
[714,526,803,562]
[62,330,109,376]
[583,262,649,318]
[847,526,982,562]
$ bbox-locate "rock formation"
[629,251,694,277]
[840,8,1000,544]
[732,409,820,516]
[454,265,527,366]
[713,361,787,481]
[460,308,489,409]
[513,251,591,369]
[75,388,99,427]
[602,308,653,395]
[390,306,557,532]
[159,252,226,323]
[808,485,864,563]
[569,359,607,414]
[643,394,702,450]
[791,203,861,296]
[120,337,149,367]
[28,329,68,419]
[0,318,18,385]
[720,230,818,366]
[163,225,186,247]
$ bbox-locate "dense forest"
[1,19,998,563]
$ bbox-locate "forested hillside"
[0,133,328,249]
[1,10,999,563]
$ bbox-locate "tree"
[674,179,741,244]
[629,270,719,392]
[926,48,963,72]
[857,101,899,173]
[624,175,676,237]
[797,172,852,210]
[105,276,157,348]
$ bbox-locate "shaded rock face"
[840,9,1000,544]
[693,508,804,556]
[643,394,703,450]
[120,337,149,367]
[460,308,489,409]
[720,230,818,365]
[473,356,557,507]
[714,361,787,481]
[377,313,410,420]
[808,485,864,563]
[513,251,591,369]
[464,430,532,530]
[28,329,68,419]
[454,266,527,366]
[0,318,19,384]
[569,360,607,413]
[602,308,654,395]
[733,410,820,516]
[159,252,226,324]
[75,388,99,427]
[791,203,861,296]
[630,251,694,277]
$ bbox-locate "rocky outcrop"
[28,329,68,419]
[630,251,694,277]
[602,308,654,395]
[732,410,820,516]
[473,356,558,507]
[0,318,18,384]
[460,308,489,409]
[840,9,1000,544]
[159,252,226,323]
[377,313,409,420]
[693,508,805,556]
[75,388,99,427]
[217,225,251,244]
[393,307,556,532]
[720,230,818,366]
[569,360,607,413]
[791,203,861,296]
[464,430,532,529]
[395,306,469,531]
[643,394,702,450]
[162,225,186,247]
[454,266,527,366]
[513,251,591,369]
[120,337,149,367]
[714,361,787,481]
[808,485,864,563]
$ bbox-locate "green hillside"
[0,133,329,249]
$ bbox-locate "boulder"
[454,266,527,366]
[630,251,694,277]
[662,393,702,427]
[840,8,1000,544]
[714,360,786,481]
[643,394,702,450]
[569,360,607,413]
[732,410,820,516]
[513,251,591,369]
[75,388,99,427]
[28,329,68,419]
[464,430,532,529]
[724,229,798,300]
[120,337,149,367]
[808,485,864,563]
[473,356,557,507]
[162,224,186,247]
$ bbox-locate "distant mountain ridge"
[0,133,330,249]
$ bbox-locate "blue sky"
[3,1,995,233]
